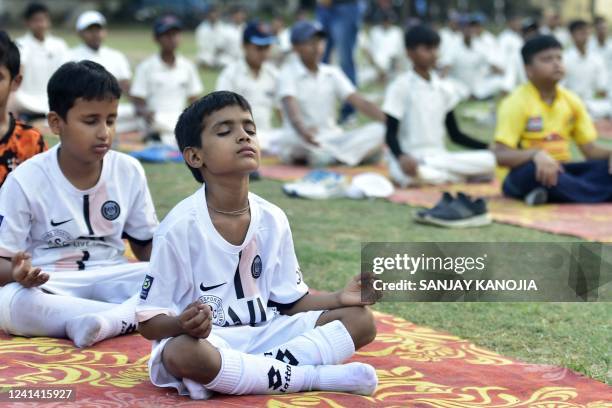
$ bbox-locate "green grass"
[33,27,612,385]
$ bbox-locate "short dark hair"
[404,24,440,49]
[0,31,20,79]
[23,2,49,20]
[521,35,562,64]
[175,91,252,184]
[568,19,588,33]
[47,61,121,120]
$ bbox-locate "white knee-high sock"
[66,294,139,348]
[3,285,114,338]
[205,348,377,396]
[261,320,355,365]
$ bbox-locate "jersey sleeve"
[129,62,148,99]
[277,67,297,99]
[0,176,31,258]
[136,235,192,322]
[123,161,158,242]
[494,95,527,148]
[268,213,309,306]
[215,66,233,91]
[382,77,406,120]
[332,67,356,102]
[570,95,597,145]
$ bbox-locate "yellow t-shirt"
[494,82,597,162]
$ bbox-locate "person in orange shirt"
[493,35,612,205]
[0,31,46,187]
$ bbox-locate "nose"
[236,128,252,143]
[98,122,113,141]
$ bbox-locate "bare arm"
[139,302,212,341]
[281,96,319,146]
[129,240,152,262]
[139,314,184,340]
[131,96,153,123]
[346,93,386,122]
[0,257,12,287]
[578,142,612,160]
[492,142,539,168]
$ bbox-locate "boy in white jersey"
[385,25,495,187]
[216,22,282,154]
[136,91,378,400]
[0,61,159,347]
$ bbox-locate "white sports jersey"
[136,186,308,327]
[216,59,279,132]
[14,32,69,114]
[0,145,158,271]
[277,58,355,133]
[69,44,132,81]
[130,54,203,115]
[562,47,608,100]
[383,70,461,158]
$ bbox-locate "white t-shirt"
[443,39,489,95]
[562,47,608,100]
[277,58,356,133]
[136,186,308,327]
[195,20,242,68]
[130,54,203,114]
[0,145,158,271]
[383,70,461,158]
[367,25,405,72]
[14,32,69,114]
[216,59,279,131]
[69,44,132,81]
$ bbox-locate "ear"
[183,146,205,170]
[10,74,22,92]
[47,111,63,136]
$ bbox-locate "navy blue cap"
[290,21,326,44]
[154,15,183,36]
[243,21,277,46]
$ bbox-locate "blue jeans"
[503,160,612,203]
[316,1,362,120]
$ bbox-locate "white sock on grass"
[205,348,377,396]
[261,320,355,365]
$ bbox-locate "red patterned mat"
[260,161,612,242]
[0,312,610,407]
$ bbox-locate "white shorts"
[149,309,324,400]
[40,262,149,303]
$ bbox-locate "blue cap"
[153,15,183,36]
[243,21,277,46]
[469,12,487,25]
[290,21,326,45]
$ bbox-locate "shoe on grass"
[416,191,492,228]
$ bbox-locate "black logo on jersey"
[101,200,121,221]
[251,255,262,279]
[200,282,227,291]
[140,275,154,300]
[50,218,72,227]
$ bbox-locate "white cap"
[346,173,395,199]
[76,10,106,31]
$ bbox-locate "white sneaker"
[282,170,348,199]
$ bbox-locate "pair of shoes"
[524,187,548,206]
[414,192,492,228]
[282,170,347,199]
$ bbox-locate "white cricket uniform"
[562,47,610,119]
[366,25,406,75]
[439,27,462,67]
[130,54,203,145]
[216,59,283,153]
[277,58,384,166]
[541,26,571,48]
[443,37,504,100]
[12,32,69,114]
[136,186,321,399]
[195,21,242,68]
[383,70,495,187]
[69,44,138,133]
[0,145,158,304]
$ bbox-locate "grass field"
[14,26,611,384]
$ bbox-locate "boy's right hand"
[178,302,213,339]
[533,150,563,187]
[12,252,49,288]
[399,154,419,177]
[300,127,320,147]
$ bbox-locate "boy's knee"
[359,306,377,346]
[342,306,377,348]
[162,336,219,380]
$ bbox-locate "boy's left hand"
[338,274,380,306]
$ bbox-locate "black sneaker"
[524,187,548,206]
[416,191,492,228]
[414,191,454,221]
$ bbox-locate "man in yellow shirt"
[493,35,612,205]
